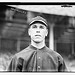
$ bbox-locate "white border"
[0,73,75,75]
[0,0,75,2]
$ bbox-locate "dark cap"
[29,16,48,27]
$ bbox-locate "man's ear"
[45,29,48,36]
[28,29,31,36]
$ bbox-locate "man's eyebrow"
[32,25,37,26]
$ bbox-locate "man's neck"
[31,40,45,49]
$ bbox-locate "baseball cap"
[29,16,48,27]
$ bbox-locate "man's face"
[28,23,48,43]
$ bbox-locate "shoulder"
[45,47,64,60]
[13,46,33,59]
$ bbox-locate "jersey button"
[38,57,41,59]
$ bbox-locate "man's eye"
[40,26,44,29]
[32,25,37,28]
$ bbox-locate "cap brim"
[29,20,47,26]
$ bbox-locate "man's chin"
[33,40,42,43]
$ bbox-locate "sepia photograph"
[0,4,75,72]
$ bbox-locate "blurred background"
[0,5,75,72]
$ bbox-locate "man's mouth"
[35,35,41,37]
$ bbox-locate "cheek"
[42,31,47,36]
[40,32,46,39]
[29,30,35,37]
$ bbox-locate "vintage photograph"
[0,4,75,72]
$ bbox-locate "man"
[7,16,67,72]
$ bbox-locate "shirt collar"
[29,44,47,50]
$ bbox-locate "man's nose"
[36,31,40,33]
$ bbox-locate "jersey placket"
[36,49,42,71]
